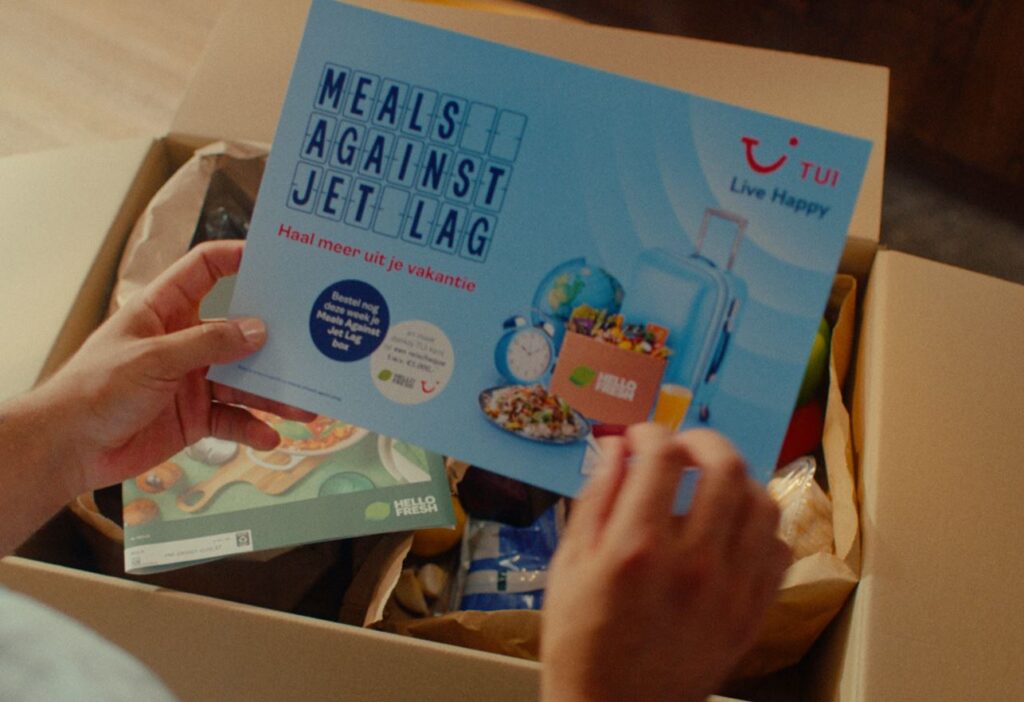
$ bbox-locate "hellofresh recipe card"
[210,0,872,497]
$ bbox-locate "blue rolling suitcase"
[622,208,747,424]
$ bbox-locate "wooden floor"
[1,0,1021,283]
[0,0,229,157]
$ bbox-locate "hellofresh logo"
[394,495,439,517]
[730,134,840,220]
[571,365,638,401]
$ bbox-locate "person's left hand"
[35,240,314,495]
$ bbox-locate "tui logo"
[741,135,840,188]
[742,135,799,174]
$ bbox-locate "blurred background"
[2,0,1021,283]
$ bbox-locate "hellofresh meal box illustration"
[210,0,872,495]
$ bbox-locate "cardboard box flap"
[849,250,1024,700]
[172,0,886,244]
[0,553,749,701]
[0,557,541,702]
[0,138,156,399]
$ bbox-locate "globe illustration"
[531,258,624,322]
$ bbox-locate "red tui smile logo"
[742,136,800,174]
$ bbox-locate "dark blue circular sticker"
[309,280,389,362]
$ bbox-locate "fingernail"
[236,317,267,345]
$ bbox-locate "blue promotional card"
[210,0,872,496]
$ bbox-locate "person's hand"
[540,424,789,702]
[34,240,314,495]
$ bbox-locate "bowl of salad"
[479,384,590,444]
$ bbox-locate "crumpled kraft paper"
[387,609,542,661]
[340,532,415,627]
[108,140,266,314]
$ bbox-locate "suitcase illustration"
[621,208,747,424]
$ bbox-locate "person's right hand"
[541,424,789,702]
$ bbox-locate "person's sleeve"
[0,586,177,701]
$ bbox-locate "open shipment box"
[1,0,1022,699]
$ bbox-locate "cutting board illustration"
[176,429,368,513]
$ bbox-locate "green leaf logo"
[569,365,597,387]
[378,369,393,381]
[364,501,391,521]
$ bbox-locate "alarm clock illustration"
[494,315,557,384]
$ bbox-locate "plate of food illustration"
[247,411,367,470]
[378,436,432,484]
[175,414,369,513]
[478,384,590,445]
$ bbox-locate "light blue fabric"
[0,586,175,701]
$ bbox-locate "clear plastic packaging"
[767,456,834,561]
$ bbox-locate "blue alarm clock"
[494,315,556,384]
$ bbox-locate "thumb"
[149,317,267,377]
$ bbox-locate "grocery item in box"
[455,503,563,611]
[767,456,834,561]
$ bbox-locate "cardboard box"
[1,1,1022,700]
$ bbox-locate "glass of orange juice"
[652,384,693,432]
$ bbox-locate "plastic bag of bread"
[768,456,834,561]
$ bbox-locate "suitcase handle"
[695,208,747,271]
